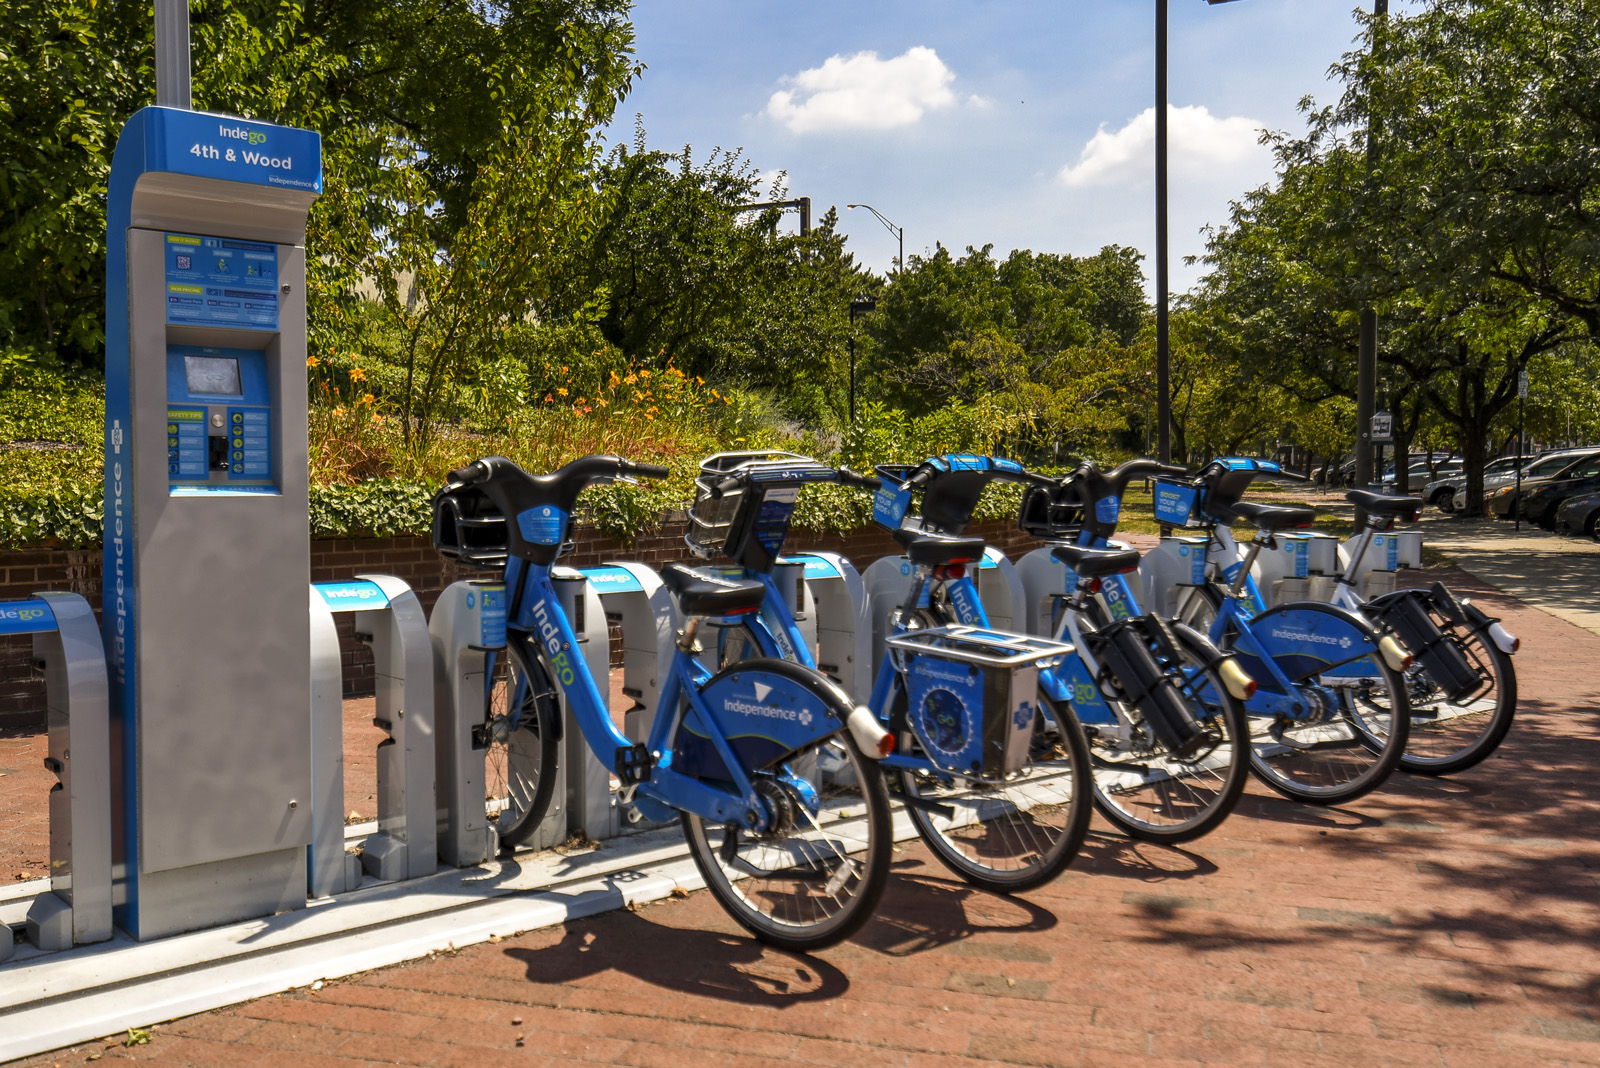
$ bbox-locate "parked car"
[1428,455,1530,512]
[1386,457,1461,495]
[1519,455,1600,527]
[1554,491,1600,540]
[1486,450,1600,518]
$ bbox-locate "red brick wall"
[0,517,1043,731]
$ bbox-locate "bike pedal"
[614,743,652,785]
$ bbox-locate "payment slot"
[0,595,111,962]
[429,581,568,861]
[554,568,617,842]
[784,553,872,705]
[309,578,436,889]
[105,106,321,938]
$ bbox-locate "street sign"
[1370,411,1393,444]
[1517,370,1529,399]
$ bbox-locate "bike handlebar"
[711,464,882,498]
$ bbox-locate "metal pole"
[154,0,192,110]
[1155,0,1171,464]
[849,335,856,424]
[1515,394,1524,532]
[1355,0,1387,504]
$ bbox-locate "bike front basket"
[432,484,508,571]
[1152,478,1203,528]
[885,626,1075,782]
[1018,483,1085,540]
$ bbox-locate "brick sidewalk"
[11,565,1600,1067]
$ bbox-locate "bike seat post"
[897,569,930,627]
[1232,534,1268,600]
[1340,525,1374,587]
[677,616,704,654]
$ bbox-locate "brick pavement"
[10,564,1600,1067]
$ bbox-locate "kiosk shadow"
[504,908,848,1004]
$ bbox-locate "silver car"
[1429,455,1528,512]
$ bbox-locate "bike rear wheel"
[1089,627,1251,844]
[1177,587,1410,804]
[899,690,1092,892]
[1399,624,1516,775]
[681,729,891,951]
[484,639,561,849]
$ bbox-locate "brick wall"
[0,517,1043,731]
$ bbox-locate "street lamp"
[846,204,904,273]
[848,298,877,423]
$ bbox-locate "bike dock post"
[554,567,616,842]
[1,594,111,961]
[975,547,1026,632]
[1137,535,1213,618]
[1017,547,1069,638]
[1340,532,1403,599]
[428,580,519,867]
[575,563,677,833]
[781,553,872,704]
[309,577,436,890]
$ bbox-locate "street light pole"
[847,203,904,273]
[1156,0,1171,463]
[1355,0,1388,500]
[848,298,877,423]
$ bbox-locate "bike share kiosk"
[0,595,111,963]
[309,578,435,893]
[779,553,871,705]
[104,107,321,938]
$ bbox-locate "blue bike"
[432,454,894,949]
[690,451,1093,893]
[1163,459,1414,803]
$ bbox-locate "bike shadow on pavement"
[850,865,1058,958]
[502,905,850,1004]
[1071,830,1220,882]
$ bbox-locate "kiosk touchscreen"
[105,107,320,939]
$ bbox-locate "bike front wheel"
[899,690,1093,892]
[1089,627,1251,844]
[681,729,892,951]
[484,638,561,849]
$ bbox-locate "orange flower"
[306,355,320,368]
[348,367,367,382]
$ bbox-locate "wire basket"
[432,484,508,571]
[1017,482,1085,540]
[885,626,1076,781]
[686,451,817,568]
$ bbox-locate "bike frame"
[492,555,778,827]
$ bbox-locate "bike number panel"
[675,668,841,780]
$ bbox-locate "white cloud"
[766,46,959,134]
[1058,105,1269,188]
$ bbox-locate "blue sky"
[615,1,1387,295]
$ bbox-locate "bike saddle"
[892,528,986,567]
[659,563,767,616]
[1050,543,1141,579]
[1225,500,1315,532]
[1346,489,1422,520]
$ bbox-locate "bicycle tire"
[484,637,561,849]
[679,663,892,950]
[1088,625,1251,844]
[898,687,1093,892]
[1398,626,1516,775]
[1176,586,1410,804]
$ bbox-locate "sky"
[613,1,1388,296]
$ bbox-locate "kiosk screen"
[184,355,243,396]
